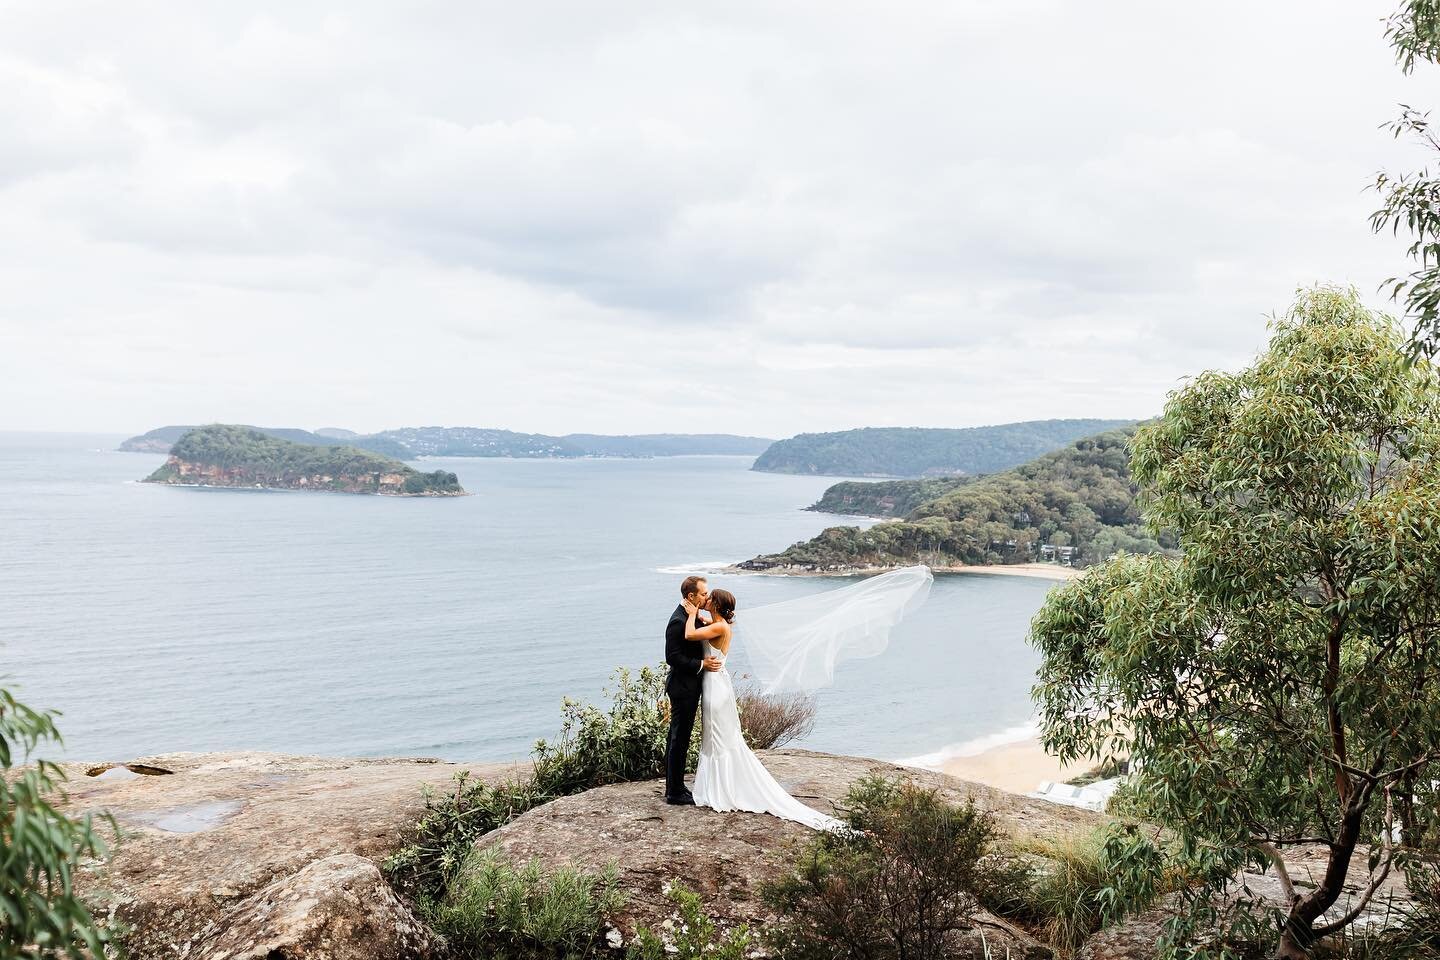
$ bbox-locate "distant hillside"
[121,425,772,460]
[742,427,1174,572]
[370,426,580,458]
[142,425,464,497]
[560,433,772,457]
[119,425,410,459]
[366,427,772,458]
[752,419,1136,478]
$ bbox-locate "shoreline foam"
[901,721,1089,795]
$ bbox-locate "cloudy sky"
[0,1,1432,438]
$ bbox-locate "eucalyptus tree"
[1031,287,1440,958]
[1372,1,1440,358]
[1,689,112,958]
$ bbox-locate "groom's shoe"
[664,793,696,806]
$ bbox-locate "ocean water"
[0,432,1060,765]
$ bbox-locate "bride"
[678,567,932,830]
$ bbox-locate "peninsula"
[141,425,465,497]
[750,418,1135,478]
[740,426,1173,573]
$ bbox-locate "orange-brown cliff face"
[140,425,466,497]
[145,456,463,496]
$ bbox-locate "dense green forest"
[751,419,1135,478]
[744,427,1173,570]
[120,424,411,458]
[808,477,971,517]
[144,425,464,495]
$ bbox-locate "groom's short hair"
[680,575,707,599]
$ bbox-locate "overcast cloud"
[0,1,1432,437]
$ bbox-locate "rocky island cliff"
[142,424,465,497]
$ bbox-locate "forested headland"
[750,419,1135,478]
[744,427,1172,571]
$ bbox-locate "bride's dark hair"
[709,589,737,624]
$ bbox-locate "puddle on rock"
[86,763,175,780]
[126,800,243,834]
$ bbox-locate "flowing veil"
[737,565,934,693]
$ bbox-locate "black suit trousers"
[665,683,700,797]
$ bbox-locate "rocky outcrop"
[479,749,1101,956]
[62,748,1099,958]
[56,747,1422,959]
[61,752,519,958]
[146,457,462,496]
[193,855,439,960]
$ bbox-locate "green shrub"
[1001,826,1184,957]
[1404,863,1440,954]
[762,776,1028,960]
[425,849,625,959]
[1,687,115,959]
[1329,861,1440,960]
[1017,835,1115,954]
[385,768,558,899]
[536,665,676,792]
[387,665,695,899]
[628,884,752,960]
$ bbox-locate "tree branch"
[1312,791,1398,937]
[1255,841,1297,906]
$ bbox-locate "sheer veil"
[737,565,934,694]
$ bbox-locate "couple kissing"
[661,574,845,830]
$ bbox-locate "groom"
[663,575,723,805]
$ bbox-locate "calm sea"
[0,433,1058,765]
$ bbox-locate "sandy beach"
[916,735,1090,795]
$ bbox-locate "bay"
[0,432,1057,764]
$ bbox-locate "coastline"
[903,726,1089,794]
[726,561,1081,582]
[140,479,472,497]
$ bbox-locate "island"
[120,424,413,459]
[141,425,465,497]
[741,426,1175,573]
[750,418,1136,478]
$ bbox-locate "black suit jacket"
[665,603,706,698]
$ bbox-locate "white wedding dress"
[687,566,933,830]
[690,638,846,830]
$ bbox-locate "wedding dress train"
[690,641,845,830]
[689,566,933,829]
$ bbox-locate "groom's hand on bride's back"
[702,656,723,672]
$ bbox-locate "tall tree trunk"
[1273,804,1365,959]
